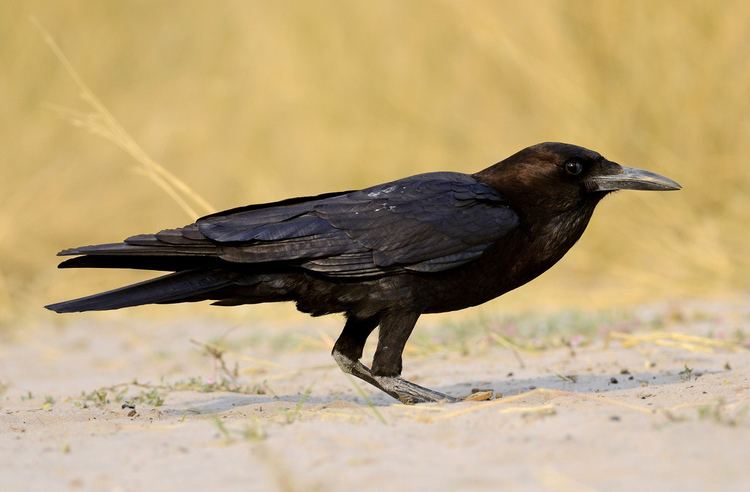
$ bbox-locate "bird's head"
[475,142,681,218]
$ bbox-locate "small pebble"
[465,390,493,402]
[610,377,619,384]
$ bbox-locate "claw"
[374,375,457,404]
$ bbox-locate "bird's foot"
[373,375,458,404]
[333,349,456,404]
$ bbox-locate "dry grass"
[1,0,749,322]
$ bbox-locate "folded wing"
[197,172,519,277]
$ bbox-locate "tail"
[55,231,221,272]
[45,269,239,313]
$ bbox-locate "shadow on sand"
[165,369,703,415]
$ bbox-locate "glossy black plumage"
[46,142,681,403]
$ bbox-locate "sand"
[1,300,749,491]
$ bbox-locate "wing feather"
[195,172,519,277]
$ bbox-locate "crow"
[46,142,681,403]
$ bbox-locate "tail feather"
[58,255,224,271]
[56,237,221,271]
[45,269,239,313]
[58,242,216,257]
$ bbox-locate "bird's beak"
[586,163,682,192]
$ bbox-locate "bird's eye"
[564,160,584,176]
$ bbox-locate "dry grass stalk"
[609,331,741,353]
[190,338,238,385]
[344,374,387,424]
[31,17,214,221]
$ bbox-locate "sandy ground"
[1,300,749,492]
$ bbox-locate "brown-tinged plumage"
[46,142,681,403]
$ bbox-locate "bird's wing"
[197,172,519,277]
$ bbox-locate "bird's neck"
[465,200,599,305]
[524,200,599,266]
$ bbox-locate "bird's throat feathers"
[529,202,597,261]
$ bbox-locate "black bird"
[46,143,681,403]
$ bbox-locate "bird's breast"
[419,206,597,313]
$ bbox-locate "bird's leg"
[370,312,457,404]
[332,313,457,404]
[331,316,385,391]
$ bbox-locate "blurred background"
[2,0,749,326]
